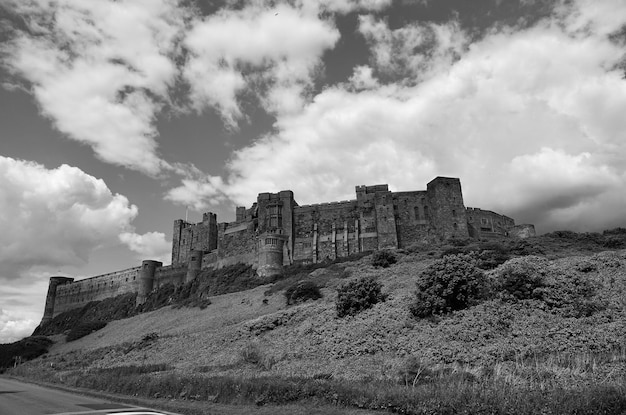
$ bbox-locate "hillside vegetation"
[6,230,626,414]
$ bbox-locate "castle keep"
[40,177,535,325]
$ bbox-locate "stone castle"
[40,177,535,325]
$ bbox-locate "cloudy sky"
[1,0,625,342]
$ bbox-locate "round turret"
[136,260,162,305]
[40,276,74,326]
[257,232,288,278]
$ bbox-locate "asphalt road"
[0,377,178,415]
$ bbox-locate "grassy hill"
[7,231,626,414]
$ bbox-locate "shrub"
[66,321,107,342]
[284,280,322,305]
[0,336,53,370]
[603,237,624,248]
[336,277,385,317]
[410,253,486,318]
[539,273,604,317]
[497,266,545,301]
[476,245,510,270]
[371,250,397,268]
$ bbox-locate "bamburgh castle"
[40,177,535,325]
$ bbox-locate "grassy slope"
[9,235,626,413]
[21,243,626,379]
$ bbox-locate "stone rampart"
[53,266,141,316]
[466,207,515,238]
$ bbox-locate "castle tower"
[40,276,74,326]
[202,212,218,251]
[356,184,399,250]
[185,250,203,283]
[136,260,162,305]
[257,190,296,265]
[257,232,288,278]
[171,219,190,266]
[426,177,470,240]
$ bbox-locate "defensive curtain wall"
[40,177,535,326]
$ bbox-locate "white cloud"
[119,232,171,265]
[183,2,340,126]
[298,0,392,14]
[177,0,626,233]
[0,156,138,278]
[557,0,626,37]
[0,308,37,344]
[358,15,468,83]
[164,165,226,211]
[349,65,380,90]
[1,0,189,175]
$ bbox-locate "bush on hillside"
[0,336,53,370]
[336,277,386,317]
[493,256,604,317]
[371,250,397,268]
[440,241,512,269]
[497,266,546,301]
[66,321,107,342]
[475,243,511,269]
[284,280,322,305]
[539,273,604,318]
[410,253,487,318]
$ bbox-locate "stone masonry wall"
[392,191,434,247]
[154,265,186,288]
[217,220,258,264]
[466,207,515,239]
[53,267,140,316]
[293,201,361,263]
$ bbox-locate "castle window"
[414,206,421,220]
[268,204,283,228]
[481,218,488,225]
[452,209,456,217]
[453,223,458,230]
[424,206,430,219]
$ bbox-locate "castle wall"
[426,177,470,240]
[466,207,515,238]
[293,201,361,264]
[392,191,434,247]
[217,220,258,267]
[53,267,141,316]
[155,264,187,288]
[509,224,536,239]
[41,276,74,325]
